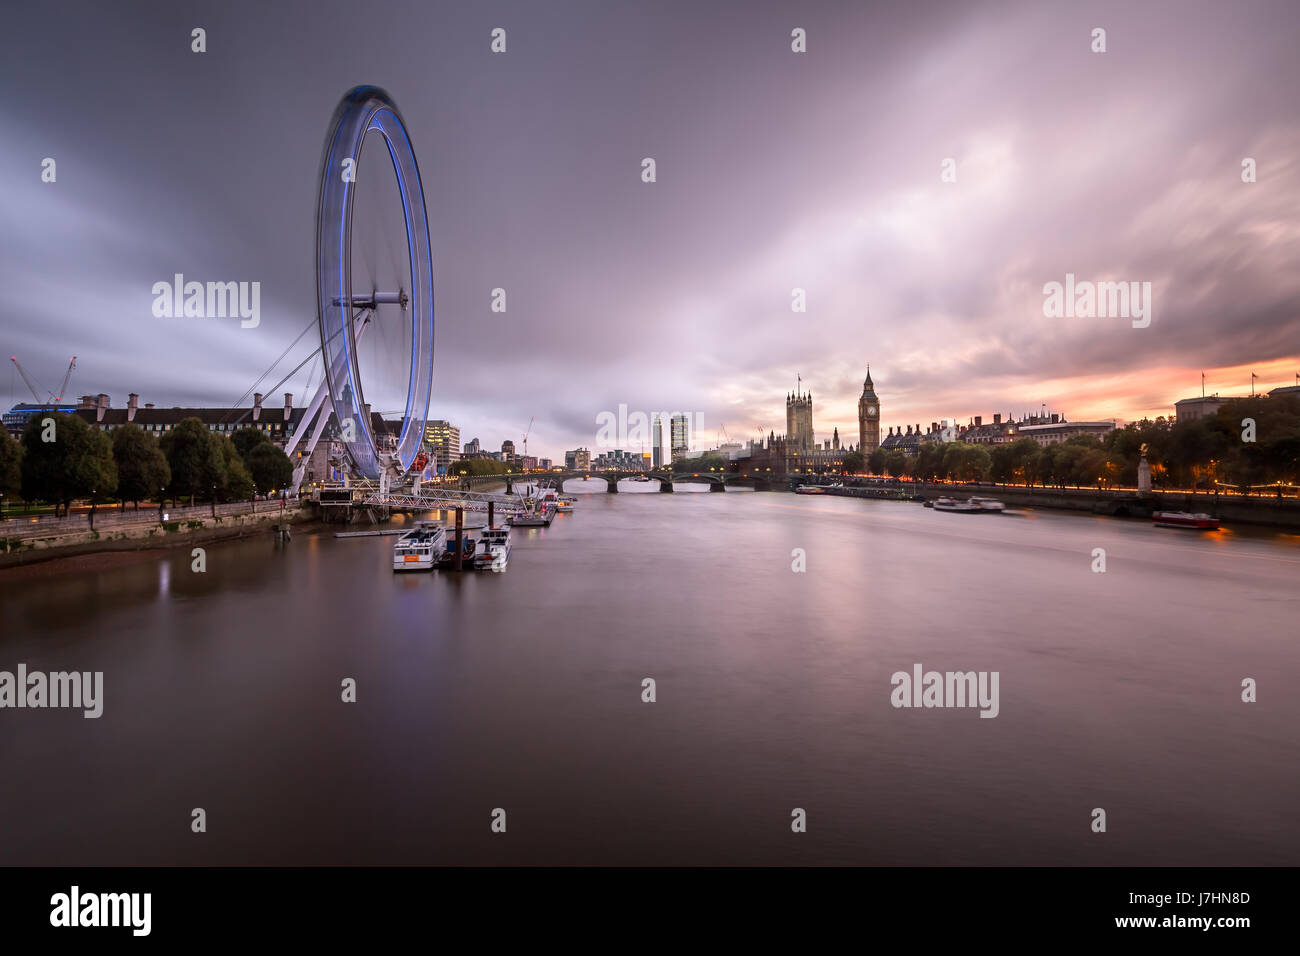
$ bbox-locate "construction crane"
[10,356,48,403]
[55,356,76,401]
[521,416,534,458]
[9,355,77,404]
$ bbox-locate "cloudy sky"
[3,0,1299,460]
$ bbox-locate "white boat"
[476,525,513,570]
[931,496,981,513]
[968,496,1006,512]
[392,520,446,571]
[556,494,576,513]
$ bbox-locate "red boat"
[1152,511,1220,530]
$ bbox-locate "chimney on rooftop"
[252,392,263,422]
[144,402,154,409]
[78,395,94,409]
[993,413,1001,425]
[974,415,982,427]
[95,393,109,423]
[127,393,139,422]
[284,392,292,420]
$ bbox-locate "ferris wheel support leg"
[287,310,372,495]
[287,378,336,495]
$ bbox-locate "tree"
[217,436,255,501]
[941,442,991,482]
[19,412,117,516]
[867,447,887,475]
[673,454,727,474]
[1167,418,1229,492]
[914,442,945,481]
[112,424,171,510]
[1078,449,1111,488]
[841,450,864,474]
[1105,417,1171,486]
[450,458,509,477]
[0,427,22,504]
[884,449,909,477]
[246,442,293,494]
[990,437,1039,485]
[161,418,226,506]
[1034,445,1059,487]
[230,426,270,460]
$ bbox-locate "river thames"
[2,482,1298,865]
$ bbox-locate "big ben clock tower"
[858,366,880,454]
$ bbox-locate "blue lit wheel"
[316,86,434,480]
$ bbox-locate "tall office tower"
[670,413,689,462]
[423,420,461,471]
[652,414,663,467]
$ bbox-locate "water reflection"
[1,492,1298,865]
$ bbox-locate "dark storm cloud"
[2,0,1298,458]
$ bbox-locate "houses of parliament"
[748,367,881,473]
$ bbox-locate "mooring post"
[488,500,495,528]
[454,507,464,571]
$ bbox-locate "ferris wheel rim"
[315,85,435,480]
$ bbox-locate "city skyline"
[12,362,1296,465]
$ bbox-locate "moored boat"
[508,501,555,526]
[968,496,1006,513]
[392,520,446,571]
[795,485,827,495]
[475,525,513,570]
[1153,511,1220,530]
[556,494,576,513]
[440,527,478,567]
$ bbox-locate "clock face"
[867,406,877,416]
